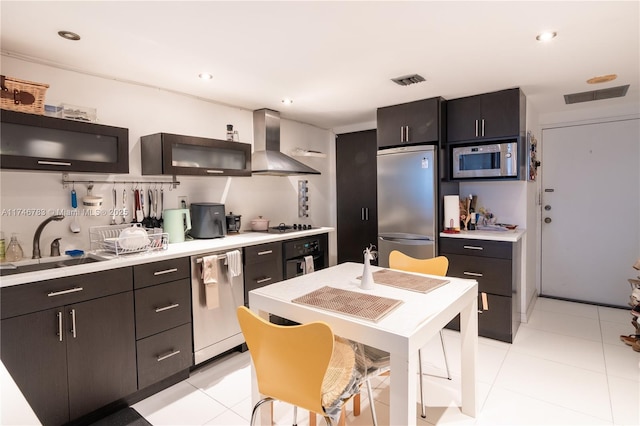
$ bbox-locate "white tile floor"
[132,297,640,425]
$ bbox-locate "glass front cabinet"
[141,133,251,176]
[0,109,129,173]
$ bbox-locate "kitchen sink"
[0,256,104,276]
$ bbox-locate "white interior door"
[541,118,640,307]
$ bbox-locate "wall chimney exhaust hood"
[252,109,320,176]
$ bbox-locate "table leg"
[459,296,478,417]
[388,349,416,425]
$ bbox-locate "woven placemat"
[367,269,449,293]
[292,286,403,322]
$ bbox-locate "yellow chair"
[236,306,361,426]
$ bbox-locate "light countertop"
[440,228,525,242]
[0,227,334,288]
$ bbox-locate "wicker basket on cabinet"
[0,75,49,114]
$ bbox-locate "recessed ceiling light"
[282,98,293,105]
[58,30,81,41]
[536,31,557,42]
[587,74,617,84]
[198,72,213,80]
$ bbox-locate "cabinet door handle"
[70,309,77,338]
[365,207,369,221]
[206,170,224,174]
[256,277,272,284]
[475,120,479,137]
[155,303,180,313]
[153,268,178,276]
[481,119,485,137]
[57,311,63,342]
[481,292,489,310]
[463,271,483,277]
[38,160,72,166]
[157,349,181,362]
[257,250,273,256]
[405,126,410,142]
[361,207,365,221]
[463,245,483,250]
[400,126,404,142]
[48,287,83,297]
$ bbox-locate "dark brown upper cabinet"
[377,97,444,148]
[141,133,251,176]
[0,109,129,173]
[446,88,525,144]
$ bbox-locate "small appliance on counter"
[163,208,191,243]
[226,212,241,233]
[190,203,226,239]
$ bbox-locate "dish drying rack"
[90,224,168,256]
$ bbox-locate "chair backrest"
[236,306,335,415]
[388,251,449,276]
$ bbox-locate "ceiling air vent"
[564,84,630,104]
[391,74,426,86]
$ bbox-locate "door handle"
[155,303,180,313]
[157,349,181,362]
[481,119,485,137]
[57,311,63,342]
[48,287,83,297]
[70,308,77,338]
[475,120,479,137]
[153,268,178,276]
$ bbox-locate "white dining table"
[248,262,478,426]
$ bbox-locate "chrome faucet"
[32,215,64,259]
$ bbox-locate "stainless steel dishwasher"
[190,250,244,365]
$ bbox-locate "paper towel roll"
[444,195,460,230]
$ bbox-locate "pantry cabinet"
[440,237,521,343]
[0,268,136,425]
[141,132,252,176]
[446,88,525,143]
[0,109,129,173]
[336,129,378,263]
[377,97,444,148]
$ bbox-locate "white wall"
[0,56,337,263]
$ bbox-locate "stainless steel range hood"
[252,109,320,176]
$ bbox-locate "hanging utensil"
[133,188,143,223]
[69,187,80,233]
[150,188,160,228]
[121,187,127,224]
[158,186,164,227]
[110,187,117,225]
[141,187,151,228]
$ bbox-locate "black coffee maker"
[226,212,241,233]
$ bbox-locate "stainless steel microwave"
[452,141,518,179]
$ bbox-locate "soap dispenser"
[5,233,24,262]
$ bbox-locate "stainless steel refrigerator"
[377,145,436,267]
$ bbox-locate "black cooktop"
[265,223,315,233]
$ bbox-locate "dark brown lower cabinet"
[440,237,521,343]
[0,268,137,425]
[1,308,70,425]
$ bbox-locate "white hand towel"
[201,255,220,309]
[303,255,314,274]
[226,250,242,278]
